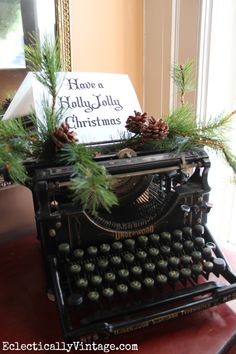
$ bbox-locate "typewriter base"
[1,232,236,354]
[45,227,236,343]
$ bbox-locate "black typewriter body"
[29,148,236,342]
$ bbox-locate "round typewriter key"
[105,272,116,283]
[112,241,123,252]
[97,259,109,270]
[184,240,194,253]
[136,250,147,262]
[160,245,171,256]
[76,278,88,289]
[110,256,122,267]
[148,247,160,258]
[182,226,193,238]
[91,275,102,286]
[118,269,129,280]
[84,262,95,273]
[99,243,111,254]
[203,261,214,273]
[168,256,180,268]
[180,268,192,279]
[149,233,160,245]
[160,232,171,244]
[131,266,142,276]
[123,253,135,264]
[181,255,192,266]
[168,270,180,282]
[130,280,142,291]
[156,274,168,285]
[103,287,114,298]
[172,242,183,255]
[70,264,81,274]
[124,238,136,250]
[202,246,212,261]
[193,224,204,236]
[213,258,226,273]
[205,242,216,251]
[58,243,70,255]
[117,284,128,294]
[157,259,168,272]
[191,251,202,263]
[87,246,98,257]
[88,291,100,302]
[191,263,203,275]
[172,229,183,242]
[73,248,84,259]
[144,262,156,273]
[138,235,149,247]
[143,277,155,288]
[194,237,205,248]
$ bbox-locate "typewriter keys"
[144,262,156,273]
[88,291,100,302]
[160,232,171,244]
[100,243,111,254]
[87,246,98,257]
[118,269,129,280]
[143,277,155,288]
[112,241,123,252]
[172,229,183,242]
[136,250,148,262]
[97,259,109,270]
[70,264,81,274]
[73,248,84,259]
[117,284,128,294]
[103,288,114,298]
[58,243,70,256]
[84,262,95,273]
[105,272,116,283]
[124,238,136,250]
[91,275,102,286]
[182,226,193,237]
[156,274,168,285]
[76,278,88,289]
[149,234,160,245]
[130,280,142,291]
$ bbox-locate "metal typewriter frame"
[30,148,236,342]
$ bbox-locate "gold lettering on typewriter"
[114,226,155,240]
[115,303,217,335]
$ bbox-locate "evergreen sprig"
[24,34,62,114]
[60,144,118,214]
[172,61,195,106]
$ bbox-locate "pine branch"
[172,61,195,106]
[60,144,118,214]
[165,104,197,135]
[24,34,62,116]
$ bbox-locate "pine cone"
[1,98,12,111]
[141,117,169,141]
[52,122,78,149]
[125,111,148,134]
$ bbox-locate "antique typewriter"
[30,146,236,342]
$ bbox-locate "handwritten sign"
[32,72,141,143]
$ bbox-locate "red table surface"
[1,233,236,354]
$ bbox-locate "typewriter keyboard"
[57,224,228,308]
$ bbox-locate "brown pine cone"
[52,122,78,148]
[141,117,169,141]
[125,111,148,134]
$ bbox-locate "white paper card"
[4,72,141,143]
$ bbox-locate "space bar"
[82,281,223,325]
[106,284,224,334]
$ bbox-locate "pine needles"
[61,144,118,214]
